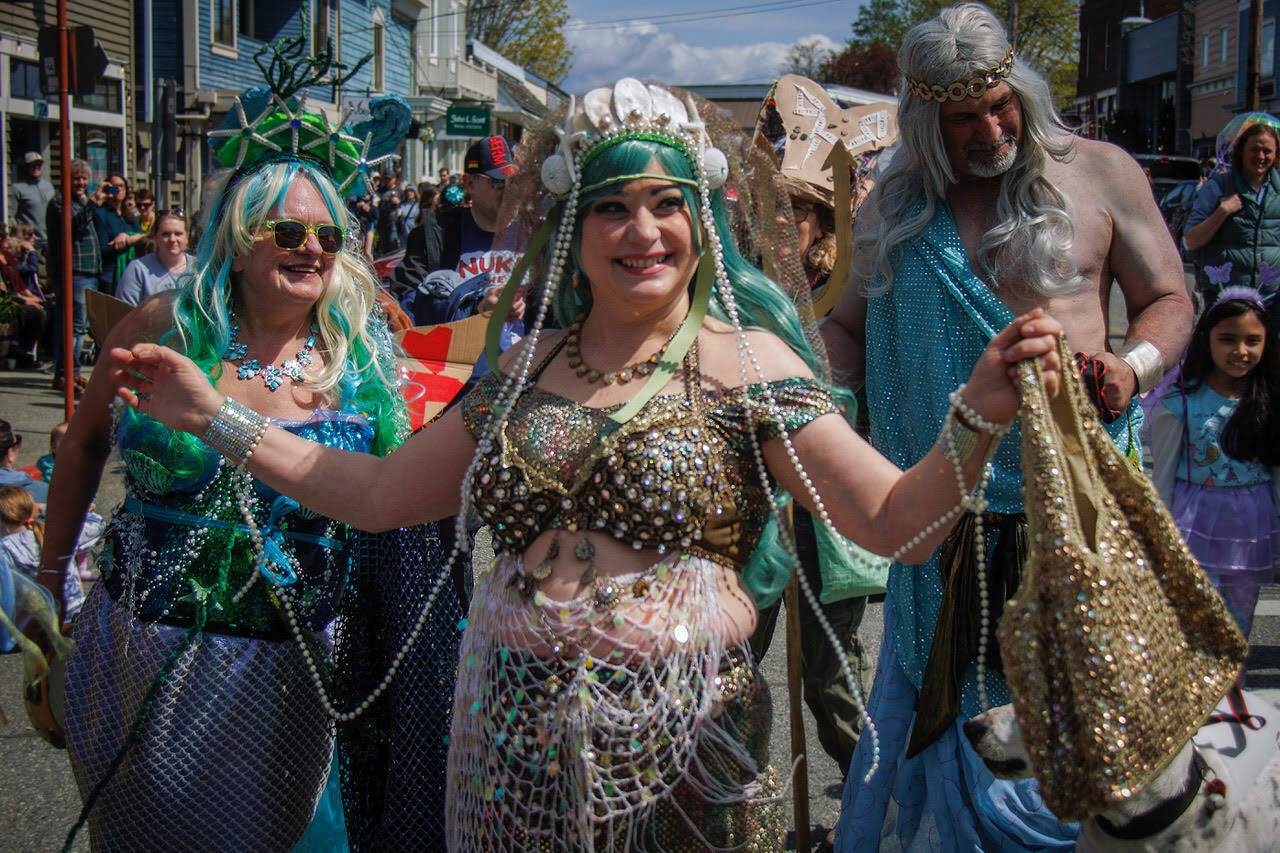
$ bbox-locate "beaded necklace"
[224,313,319,391]
[564,314,679,385]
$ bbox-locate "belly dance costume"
[65,407,369,851]
[447,341,839,852]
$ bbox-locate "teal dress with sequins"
[837,203,1138,851]
[64,408,370,851]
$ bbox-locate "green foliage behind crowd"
[786,0,1079,109]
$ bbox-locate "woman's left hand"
[962,308,1063,424]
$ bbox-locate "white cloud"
[566,23,841,91]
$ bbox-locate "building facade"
[1,0,136,222]
[1191,0,1238,157]
[134,0,562,214]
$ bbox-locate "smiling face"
[1238,128,1278,184]
[154,214,188,264]
[231,179,336,310]
[1208,309,1267,384]
[939,82,1023,180]
[577,166,699,317]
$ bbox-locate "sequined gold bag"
[996,338,1247,822]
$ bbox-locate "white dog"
[963,691,1280,851]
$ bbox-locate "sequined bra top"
[460,340,839,565]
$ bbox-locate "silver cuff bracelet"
[1117,340,1165,395]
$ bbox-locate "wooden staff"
[786,548,810,849]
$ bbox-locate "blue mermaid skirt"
[65,584,334,851]
[835,604,1077,852]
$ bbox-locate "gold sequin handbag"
[996,337,1247,822]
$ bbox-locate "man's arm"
[820,201,882,391]
[822,284,868,392]
[1096,144,1194,410]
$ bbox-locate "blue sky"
[563,0,863,91]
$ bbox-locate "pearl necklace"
[224,314,319,391]
[564,315,678,385]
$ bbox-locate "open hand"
[109,344,224,437]
[963,309,1063,424]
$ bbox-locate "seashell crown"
[540,77,729,197]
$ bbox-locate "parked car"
[1130,153,1203,201]
[1158,178,1202,249]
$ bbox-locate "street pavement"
[3,271,1279,850]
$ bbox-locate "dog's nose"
[962,718,987,745]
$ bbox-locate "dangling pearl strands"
[686,140,890,779]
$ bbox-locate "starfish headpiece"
[207,34,411,196]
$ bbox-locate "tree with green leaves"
[467,0,574,84]
[783,37,835,79]
[829,0,1077,107]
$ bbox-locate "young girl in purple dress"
[1152,287,1280,644]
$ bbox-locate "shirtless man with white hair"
[823,5,1192,850]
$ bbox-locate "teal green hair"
[551,137,853,607]
[167,159,406,457]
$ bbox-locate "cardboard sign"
[397,313,490,429]
[84,289,134,345]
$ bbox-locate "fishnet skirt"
[335,524,465,852]
[65,584,333,852]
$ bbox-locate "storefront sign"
[445,106,491,137]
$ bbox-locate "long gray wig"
[859,3,1080,296]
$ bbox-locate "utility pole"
[57,0,74,418]
[1247,0,1263,110]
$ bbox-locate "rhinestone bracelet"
[203,397,268,464]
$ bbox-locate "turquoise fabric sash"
[122,496,344,588]
[864,202,1139,713]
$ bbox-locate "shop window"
[213,0,236,47]
[9,59,41,100]
[75,124,123,181]
[73,77,123,113]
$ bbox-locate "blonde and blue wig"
[170,157,405,455]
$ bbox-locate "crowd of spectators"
[2,151,186,390]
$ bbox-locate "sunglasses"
[260,219,346,254]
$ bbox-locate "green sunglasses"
[260,219,346,254]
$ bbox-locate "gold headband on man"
[905,46,1015,103]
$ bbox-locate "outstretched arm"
[40,297,172,616]
[110,343,475,532]
[769,310,1062,563]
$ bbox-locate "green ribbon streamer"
[483,209,713,432]
[484,206,563,380]
[605,243,714,431]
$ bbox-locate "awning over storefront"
[494,75,546,127]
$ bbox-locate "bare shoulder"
[1064,138,1150,198]
[697,319,814,386]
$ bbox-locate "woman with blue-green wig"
[38,97,464,849]
[109,78,1070,850]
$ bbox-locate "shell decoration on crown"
[540,77,730,197]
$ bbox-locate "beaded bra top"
[460,340,838,564]
[102,408,373,637]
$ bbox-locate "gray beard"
[967,141,1018,178]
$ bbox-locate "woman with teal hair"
[110,79,1067,851]
[38,101,463,849]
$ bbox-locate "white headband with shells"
[540,77,729,197]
